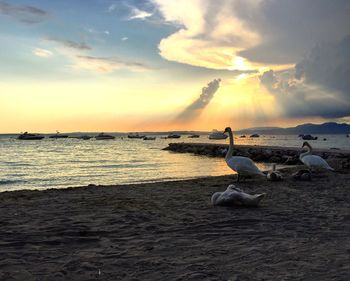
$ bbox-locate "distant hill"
[236,122,350,135]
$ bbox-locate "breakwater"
[163,143,350,168]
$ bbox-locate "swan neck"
[300,144,312,159]
[225,129,234,161]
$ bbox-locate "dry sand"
[0,167,349,280]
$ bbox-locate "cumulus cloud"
[260,36,350,119]
[0,1,48,24]
[177,78,221,121]
[72,55,152,73]
[33,48,53,58]
[46,37,92,51]
[151,0,350,71]
[152,0,261,70]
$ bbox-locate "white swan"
[299,141,334,171]
[211,185,266,207]
[224,127,265,182]
[267,164,283,181]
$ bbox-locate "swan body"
[224,127,265,181]
[299,142,334,171]
[211,185,266,207]
[267,164,283,181]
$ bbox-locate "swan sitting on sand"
[211,185,266,207]
[299,141,334,171]
[224,127,265,182]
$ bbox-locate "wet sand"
[0,167,349,280]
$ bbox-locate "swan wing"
[301,155,334,170]
[226,156,263,175]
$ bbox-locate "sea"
[0,133,349,192]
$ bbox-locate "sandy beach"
[0,165,349,280]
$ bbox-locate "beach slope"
[0,168,349,280]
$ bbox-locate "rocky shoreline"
[163,143,350,168]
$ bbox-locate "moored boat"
[128,133,145,139]
[188,134,200,138]
[300,134,318,140]
[143,136,156,140]
[95,133,115,140]
[49,131,69,138]
[208,130,227,140]
[17,132,44,140]
[167,133,181,139]
[71,135,92,140]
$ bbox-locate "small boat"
[75,135,92,140]
[17,132,44,140]
[188,134,200,138]
[128,133,145,139]
[208,130,227,140]
[95,133,115,140]
[167,133,181,139]
[240,135,246,138]
[143,136,156,140]
[300,134,317,140]
[49,131,69,138]
[250,134,260,138]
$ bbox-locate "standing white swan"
[211,185,265,207]
[299,141,334,171]
[224,127,265,182]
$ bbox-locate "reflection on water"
[0,133,348,191]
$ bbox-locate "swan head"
[211,192,222,205]
[227,184,242,192]
[302,141,312,149]
[224,127,232,134]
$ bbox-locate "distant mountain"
[236,122,350,135]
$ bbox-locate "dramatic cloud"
[260,36,350,119]
[295,36,350,101]
[152,0,261,70]
[0,1,48,24]
[239,0,350,65]
[46,37,92,51]
[152,0,350,70]
[177,78,221,121]
[72,55,151,73]
[33,48,53,58]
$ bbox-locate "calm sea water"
[0,133,349,192]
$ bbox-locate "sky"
[1,0,350,133]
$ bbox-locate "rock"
[269,156,281,163]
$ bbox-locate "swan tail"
[252,193,266,206]
[256,193,266,201]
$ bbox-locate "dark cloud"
[295,35,350,100]
[260,36,350,119]
[0,1,48,24]
[236,0,350,64]
[46,37,92,51]
[177,79,221,121]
